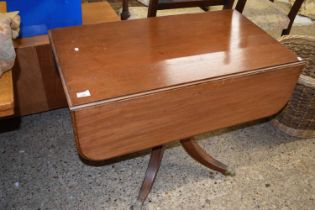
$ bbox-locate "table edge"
[69,61,304,111]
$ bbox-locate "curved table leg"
[147,0,159,17]
[180,138,235,176]
[132,145,165,210]
[121,0,130,20]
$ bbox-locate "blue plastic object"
[6,0,82,37]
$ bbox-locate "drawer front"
[72,65,302,161]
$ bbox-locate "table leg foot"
[121,0,130,20]
[133,145,165,208]
[131,200,143,210]
[200,6,209,11]
[180,138,234,176]
[121,11,130,20]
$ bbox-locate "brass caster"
[225,167,236,176]
[131,200,143,210]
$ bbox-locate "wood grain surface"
[12,44,67,116]
[82,1,120,25]
[50,10,300,108]
[0,2,6,13]
[73,65,302,160]
[0,71,14,117]
[14,35,50,49]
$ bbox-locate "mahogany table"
[49,10,303,208]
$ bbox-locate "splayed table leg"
[181,138,235,176]
[132,145,165,210]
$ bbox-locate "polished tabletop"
[49,10,299,109]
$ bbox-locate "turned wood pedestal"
[132,139,235,209]
[49,10,303,208]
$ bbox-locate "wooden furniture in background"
[147,0,235,17]
[0,71,14,117]
[289,0,315,20]
[0,1,14,118]
[121,0,305,37]
[11,1,119,116]
[121,0,235,19]
[82,1,120,24]
[50,10,303,207]
[13,36,67,116]
[236,0,305,35]
[0,1,6,12]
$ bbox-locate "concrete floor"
[0,109,314,210]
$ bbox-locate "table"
[49,10,303,208]
[0,70,14,117]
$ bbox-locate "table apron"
[71,65,302,161]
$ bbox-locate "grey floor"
[0,109,314,210]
